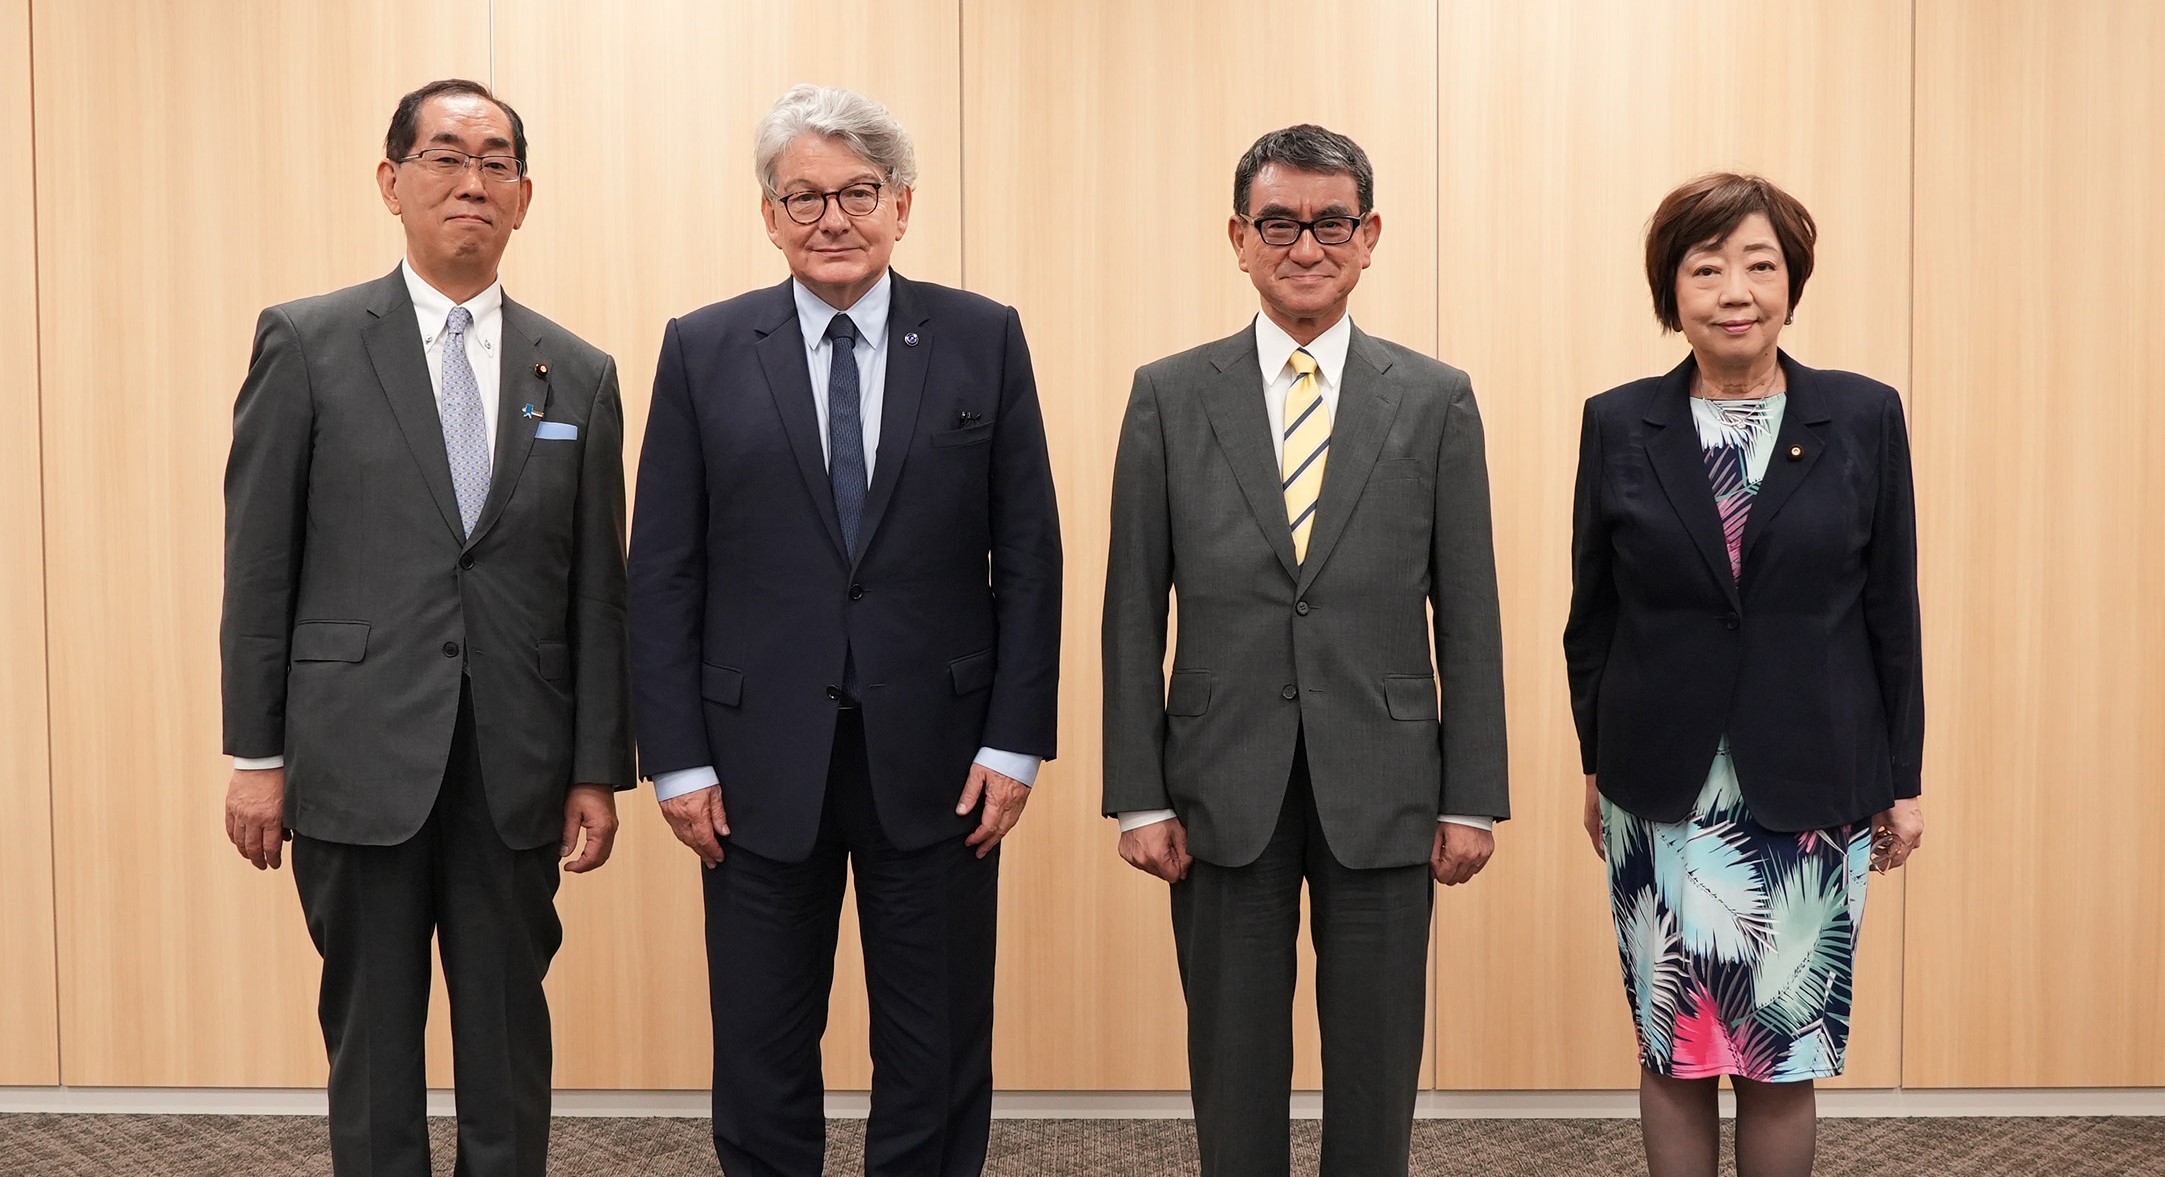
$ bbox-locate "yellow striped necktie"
[1281,347,1329,562]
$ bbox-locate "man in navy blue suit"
[627,85,1062,1177]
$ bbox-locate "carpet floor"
[2,1113,2159,1175]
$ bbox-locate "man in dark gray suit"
[1102,125,1510,1176]
[220,79,633,1176]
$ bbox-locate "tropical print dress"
[1601,393,1873,1082]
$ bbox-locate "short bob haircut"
[1644,173,1817,333]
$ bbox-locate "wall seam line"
[25,0,66,1088]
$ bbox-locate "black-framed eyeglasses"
[777,182,884,225]
[1242,213,1365,247]
[396,147,527,183]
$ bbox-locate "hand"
[1432,822,1495,886]
[1118,817,1193,883]
[959,762,1031,859]
[560,784,619,873]
[1871,797,1924,873]
[1583,774,1605,861]
[660,783,730,868]
[225,766,290,870]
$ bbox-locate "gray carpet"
[2,1114,2160,1175]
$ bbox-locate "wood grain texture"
[491,0,964,1091]
[1902,0,2165,1088]
[0,0,60,1088]
[963,0,1441,1090]
[1432,0,1913,1090]
[34,0,489,1086]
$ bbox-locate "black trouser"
[293,684,563,1177]
[1172,739,1434,1177]
[704,709,1000,1177]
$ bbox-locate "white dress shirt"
[1116,311,1493,835]
[651,271,1041,803]
[233,260,505,773]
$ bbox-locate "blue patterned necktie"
[437,305,492,537]
[825,313,866,557]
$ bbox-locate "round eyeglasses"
[777,183,885,225]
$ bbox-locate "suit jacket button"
[443,641,461,658]
[1281,684,1298,700]
[825,685,841,701]
[849,583,865,601]
[459,554,475,570]
[1722,612,1740,630]
[1295,600,1310,616]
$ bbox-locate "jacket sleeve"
[567,357,636,788]
[221,307,314,759]
[1862,387,1925,797]
[1561,396,1617,777]
[626,318,714,778]
[979,306,1064,759]
[1429,375,1510,819]
[1100,367,1175,815]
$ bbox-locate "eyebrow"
[783,173,881,192]
[429,130,513,152]
[1253,203,1356,220]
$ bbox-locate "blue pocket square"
[535,422,579,441]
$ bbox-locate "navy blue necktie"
[825,313,866,557]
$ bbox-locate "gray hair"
[754,84,919,197]
[1233,124,1374,215]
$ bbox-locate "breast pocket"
[930,421,995,448]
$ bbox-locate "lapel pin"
[533,362,549,378]
[1787,444,1805,461]
[521,403,544,420]
[903,332,920,347]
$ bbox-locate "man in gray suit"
[1102,125,1509,1175]
[220,79,633,1176]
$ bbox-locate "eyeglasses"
[776,183,884,225]
[396,148,527,183]
[1241,214,1365,247]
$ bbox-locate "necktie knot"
[825,313,859,345]
[1289,348,1317,378]
[445,305,473,336]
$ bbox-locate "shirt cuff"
[1117,809,1178,833]
[972,748,1041,787]
[234,755,285,771]
[653,765,720,803]
[1439,814,1495,831]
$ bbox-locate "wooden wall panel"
[492,0,964,1090]
[963,0,1440,1090]
[0,0,59,1088]
[34,0,489,1086]
[1903,0,2165,1088]
[1433,0,1913,1089]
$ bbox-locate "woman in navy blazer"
[1564,174,1924,1177]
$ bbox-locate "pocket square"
[535,422,579,441]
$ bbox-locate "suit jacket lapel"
[854,272,929,569]
[1738,351,1831,569]
[1296,327,1402,593]
[752,279,849,560]
[359,268,466,543]
[1199,330,1301,582]
[465,297,551,549]
[1643,356,1742,607]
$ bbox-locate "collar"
[401,258,503,341]
[793,271,892,352]
[1253,310,1352,387]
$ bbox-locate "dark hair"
[1644,173,1816,332]
[1233,124,1374,215]
[385,79,527,167]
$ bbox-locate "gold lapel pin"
[1787,444,1805,461]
